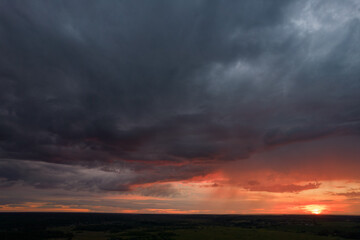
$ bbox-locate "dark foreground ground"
[0,213,360,240]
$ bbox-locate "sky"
[0,0,360,215]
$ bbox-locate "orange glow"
[119,209,140,213]
[144,208,209,214]
[103,194,169,201]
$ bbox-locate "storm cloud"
[0,0,359,196]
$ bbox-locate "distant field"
[0,213,359,240]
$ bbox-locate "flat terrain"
[0,213,359,240]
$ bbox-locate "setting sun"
[312,209,321,214]
[304,205,326,215]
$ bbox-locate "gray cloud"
[243,182,321,193]
[0,0,359,192]
[334,191,360,198]
[0,159,134,191]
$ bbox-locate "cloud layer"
[0,0,359,207]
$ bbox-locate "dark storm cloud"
[0,159,213,193]
[0,159,133,191]
[0,0,359,192]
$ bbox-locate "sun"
[311,208,321,215]
[304,205,326,215]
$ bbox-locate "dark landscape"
[1,213,360,240]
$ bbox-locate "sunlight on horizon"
[304,205,326,215]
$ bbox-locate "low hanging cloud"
[334,192,360,198]
[0,0,359,195]
[243,182,321,193]
[0,159,213,194]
